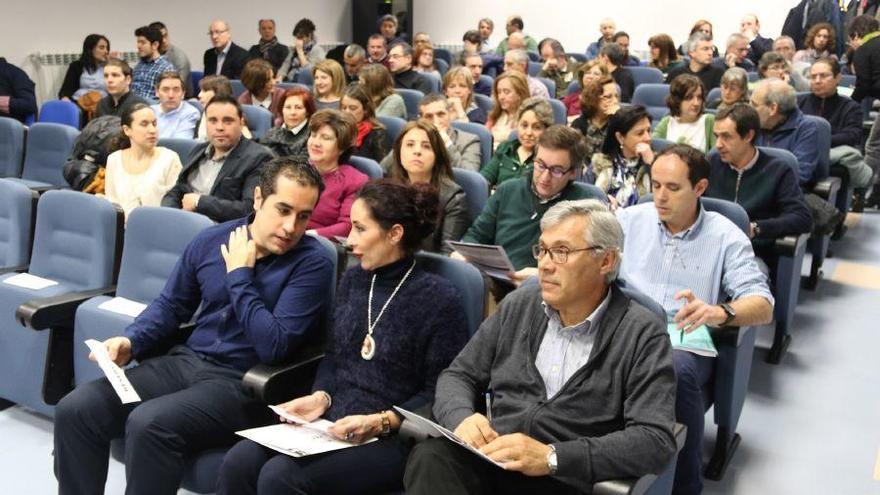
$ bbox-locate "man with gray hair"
[773,36,797,63]
[667,32,725,92]
[504,48,550,99]
[617,144,773,495]
[718,33,756,71]
[478,17,494,53]
[342,43,366,83]
[538,38,577,99]
[405,197,677,495]
[741,13,774,65]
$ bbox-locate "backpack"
[62,115,121,191]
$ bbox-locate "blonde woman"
[312,59,346,110]
[485,71,530,150]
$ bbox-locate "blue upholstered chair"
[536,77,556,99]
[395,89,425,121]
[474,93,493,116]
[632,84,671,122]
[422,72,442,93]
[294,70,314,86]
[548,98,566,124]
[0,116,26,178]
[190,71,204,92]
[527,61,541,76]
[349,155,384,180]
[625,66,665,87]
[706,87,722,109]
[157,138,199,163]
[451,168,489,224]
[241,104,273,139]
[434,48,452,66]
[652,138,676,152]
[229,79,246,98]
[450,121,493,169]
[435,58,449,76]
[567,52,588,63]
[566,80,581,97]
[0,179,38,272]
[39,100,82,129]
[11,123,80,189]
[378,115,406,151]
[801,116,839,292]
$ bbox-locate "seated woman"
[571,75,620,159]
[259,86,316,162]
[443,66,487,124]
[276,18,326,82]
[486,71,530,150]
[758,52,810,91]
[216,179,468,495]
[340,84,388,162]
[590,105,654,208]
[313,59,346,110]
[709,67,749,112]
[481,97,553,187]
[238,58,286,125]
[793,22,837,67]
[104,103,182,218]
[307,108,369,238]
[677,19,720,57]
[653,74,716,153]
[59,34,110,119]
[388,121,469,253]
[359,63,407,120]
[413,43,440,78]
[648,34,684,74]
[562,59,609,117]
[195,75,252,140]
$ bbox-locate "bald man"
[204,20,251,79]
[741,14,774,65]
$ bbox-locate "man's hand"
[220,226,256,273]
[673,289,727,331]
[725,52,737,68]
[276,391,330,422]
[181,193,200,211]
[510,267,538,287]
[328,414,382,444]
[90,336,132,367]
[480,433,552,476]
[453,413,498,449]
[295,37,305,53]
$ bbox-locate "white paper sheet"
[236,419,376,458]
[2,273,59,290]
[98,297,148,318]
[445,241,516,281]
[84,339,141,404]
[394,406,505,468]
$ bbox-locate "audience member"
[55,157,334,495]
[486,71,530,150]
[504,48,550,99]
[591,105,654,208]
[312,59,346,110]
[562,60,608,116]
[162,95,273,222]
[378,14,402,46]
[96,59,146,119]
[407,198,676,495]
[258,86,315,162]
[677,19,720,58]
[388,42,433,94]
[443,66,487,124]
[413,32,432,48]
[616,144,773,495]
[367,34,390,67]
[359,63,407,120]
[414,43,440,77]
[495,15,538,55]
[304,108,369,238]
[653,74,716,152]
[667,33,725,92]
[387,121,470,253]
[151,71,200,139]
[247,19,290,72]
[718,33,757,71]
[648,34,684,74]
[104,103,183,218]
[58,34,109,117]
[342,44,367,83]
[204,20,250,79]
[150,22,193,96]
[709,67,749,111]
[571,75,620,159]
[537,38,577,99]
[276,18,326,82]
[194,75,252,141]
[773,36,798,64]
[794,24,838,67]
[460,51,492,97]
[238,58,285,123]
[849,15,880,207]
[757,52,810,91]
[461,29,483,55]
[131,25,175,103]
[586,18,617,60]
[741,14,775,65]
[482,97,553,187]
[478,17,495,53]
[612,31,641,66]
[216,179,467,495]
[340,84,388,162]
[598,43,635,102]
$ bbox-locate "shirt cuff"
[0,96,10,115]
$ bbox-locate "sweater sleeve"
[652,116,670,140]
[791,122,820,184]
[832,100,864,148]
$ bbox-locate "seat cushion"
[73,296,137,387]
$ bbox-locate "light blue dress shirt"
[152,101,201,139]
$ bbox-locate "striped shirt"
[616,201,773,320]
[131,55,174,103]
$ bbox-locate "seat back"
[652,138,676,152]
[548,98,566,124]
[158,138,199,163]
[616,280,665,322]
[450,121,493,169]
[625,66,665,87]
[0,116,26,177]
[30,190,122,290]
[474,93,493,115]
[190,71,204,92]
[632,84,671,121]
[395,89,425,120]
[839,74,856,88]
[706,87,722,108]
[0,179,37,269]
[701,197,750,234]
[571,182,607,201]
[479,74,494,91]
[434,48,452,66]
[567,52,588,63]
[747,72,759,82]
[38,100,81,129]
[415,251,485,336]
[422,72,442,93]
[378,115,406,151]
[536,77,556,98]
[451,168,489,223]
[21,123,80,186]
[566,80,581,96]
[242,105,273,139]
[756,146,799,177]
[435,58,449,76]
[229,79,246,98]
[527,61,541,76]
[294,69,315,86]
[803,114,831,180]
[185,99,203,113]
[348,155,384,180]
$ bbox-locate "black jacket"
[95,91,146,119]
[258,125,310,162]
[59,60,92,100]
[393,69,433,94]
[748,35,774,65]
[203,42,251,80]
[852,36,880,102]
[162,137,273,222]
[248,43,290,72]
[666,63,725,92]
[798,92,863,148]
[423,179,469,254]
[613,67,635,103]
[352,127,388,163]
[0,58,37,122]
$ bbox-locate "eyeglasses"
[532,244,604,264]
[534,161,572,179]
[810,72,834,80]
[207,29,228,36]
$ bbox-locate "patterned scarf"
[259,37,279,58]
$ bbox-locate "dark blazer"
[162,137,273,222]
[247,43,290,72]
[748,35,775,65]
[203,42,251,80]
[424,179,469,254]
[852,36,880,102]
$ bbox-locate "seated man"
[708,103,813,268]
[151,71,200,139]
[367,34,390,68]
[504,49,550,99]
[537,38,577,99]
[342,44,366,83]
[495,15,539,55]
[585,18,616,60]
[247,19,290,72]
[617,144,774,495]
[162,95,274,222]
[598,43,635,102]
[54,157,335,495]
[457,125,601,274]
[715,33,757,71]
[131,25,175,103]
[405,198,677,495]
[461,50,492,97]
[388,41,433,94]
[151,22,193,97]
[380,93,481,172]
[611,31,641,66]
[667,33,725,93]
[741,14,774,65]
[204,20,251,80]
[478,17,494,53]
[0,56,37,123]
[96,59,147,118]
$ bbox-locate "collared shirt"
[616,201,773,319]
[131,55,175,103]
[253,92,272,109]
[152,101,201,139]
[535,290,611,398]
[216,42,231,75]
[286,120,307,135]
[188,139,240,195]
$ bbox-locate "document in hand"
[445,241,516,281]
[393,406,504,468]
[83,339,141,404]
[666,323,718,357]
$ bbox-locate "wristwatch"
[719,302,736,326]
[379,410,392,437]
[546,444,558,475]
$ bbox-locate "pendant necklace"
[362,260,416,360]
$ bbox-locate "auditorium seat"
[377,115,406,151]
[0,179,38,272]
[474,93,493,116]
[450,121,493,169]
[293,69,314,86]
[241,105,273,140]
[451,168,489,223]
[536,76,556,98]
[625,66,665,87]
[566,80,581,96]
[0,116,26,178]
[9,123,80,190]
[349,155,384,180]
[631,84,671,122]
[229,79,246,98]
[435,58,449,76]
[567,52,588,63]
[652,138,675,152]
[38,100,82,129]
[548,98,566,124]
[527,61,541,76]
[801,115,839,292]
[706,87,722,109]
[157,138,199,163]
[191,71,204,92]
[395,89,425,121]
[434,48,452,66]
[422,72,442,93]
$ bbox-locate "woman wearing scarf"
[340,84,388,163]
[277,19,326,82]
[590,105,654,209]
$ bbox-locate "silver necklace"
[362,260,416,360]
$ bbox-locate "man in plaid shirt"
[131,25,174,103]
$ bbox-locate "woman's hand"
[328,414,382,444]
[635,142,655,165]
[275,391,330,422]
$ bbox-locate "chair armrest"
[30,185,65,195]
[810,177,841,200]
[773,234,808,257]
[0,265,29,275]
[593,423,687,495]
[709,325,752,348]
[242,346,325,404]
[15,286,116,330]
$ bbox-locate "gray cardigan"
[434,284,677,492]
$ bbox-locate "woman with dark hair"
[59,34,110,102]
[340,84,388,162]
[306,108,369,238]
[216,179,468,495]
[277,18,327,82]
[652,74,716,152]
[259,86,317,161]
[648,34,684,74]
[481,97,554,187]
[104,102,182,218]
[590,105,654,208]
[388,121,469,253]
[677,19,720,57]
[570,75,620,158]
[195,75,252,140]
[359,64,406,119]
[794,23,837,66]
[238,58,286,123]
[442,67,486,124]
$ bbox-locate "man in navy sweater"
[54,158,335,495]
[0,57,36,123]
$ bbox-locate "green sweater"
[652,114,716,153]
[462,176,600,269]
[480,138,533,187]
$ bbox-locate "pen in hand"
[484,391,492,422]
